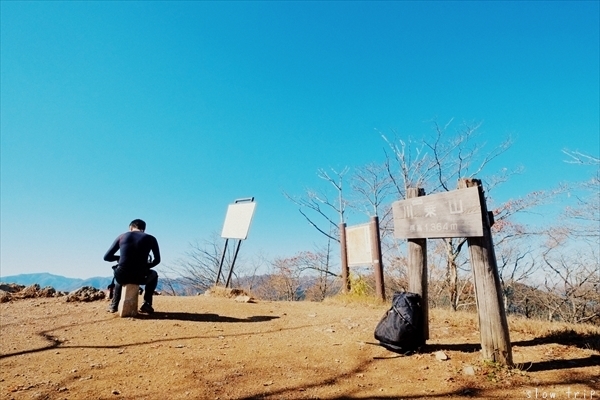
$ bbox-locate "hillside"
[1,294,598,399]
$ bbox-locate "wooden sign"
[345,223,373,266]
[392,186,483,239]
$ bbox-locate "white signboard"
[221,201,257,240]
[346,223,373,266]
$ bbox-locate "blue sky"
[1,1,598,279]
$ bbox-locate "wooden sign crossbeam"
[392,186,483,239]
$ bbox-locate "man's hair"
[129,219,146,231]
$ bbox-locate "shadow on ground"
[370,330,600,372]
[141,311,280,323]
[513,330,600,351]
[422,330,599,354]
[519,355,600,372]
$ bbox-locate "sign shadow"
[140,311,279,323]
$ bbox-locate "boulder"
[65,286,106,302]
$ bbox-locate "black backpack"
[374,291,424,352]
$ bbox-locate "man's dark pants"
[110,269,158,311]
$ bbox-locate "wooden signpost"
[392,179,513,366]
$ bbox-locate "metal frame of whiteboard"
[392,186,483,239]
[221,201,257,240]
[346,223,373,267]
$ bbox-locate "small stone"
[234,295,254,303]
[435,351,448,361]
[463,366,476,376]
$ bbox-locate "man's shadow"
[139,311,280,323]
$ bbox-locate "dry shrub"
[325,292,387,308]
[508,314,600,338]
[430,307,479,330]
[204,286,250,298]
[508,314,600,352]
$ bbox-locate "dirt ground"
[1,294,598,400]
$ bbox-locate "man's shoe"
[107,307,118,313]
[139,302,154,314]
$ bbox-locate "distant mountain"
[0,272,191,294]
[0,273,113,292]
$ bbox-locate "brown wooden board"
[392,186,483,239]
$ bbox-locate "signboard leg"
[225,240,242,288]
[370,216,385,301]
[460,179,513,366]
[407,188,429,341]
[215,239,229,286]
[339,223,350,293]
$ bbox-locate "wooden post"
[406,188,429,341]
[339,223,350,293]
[459,178,513,365]
[370,216,385,301]
[119,284,139,318]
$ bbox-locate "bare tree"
[162,233,264,295]
[298,243,339,301]
[562,149,600,240]
[349,162,394,217]
[489,189,566,314]
[540,230,599,324]
[381,120,516,310]
[533,150,600,324]
[261,256,304,301]
[286,120,564,312]
[284,167,349,243]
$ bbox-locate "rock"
[38,286,57,298]
[21,284,42,298]
[234,295,254,303]
[0,283,25,293]
[0,283,66,302]
[0,290,11,303]
[435,351,449,361]
[463,366,476,376]
[65,286,106,302]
